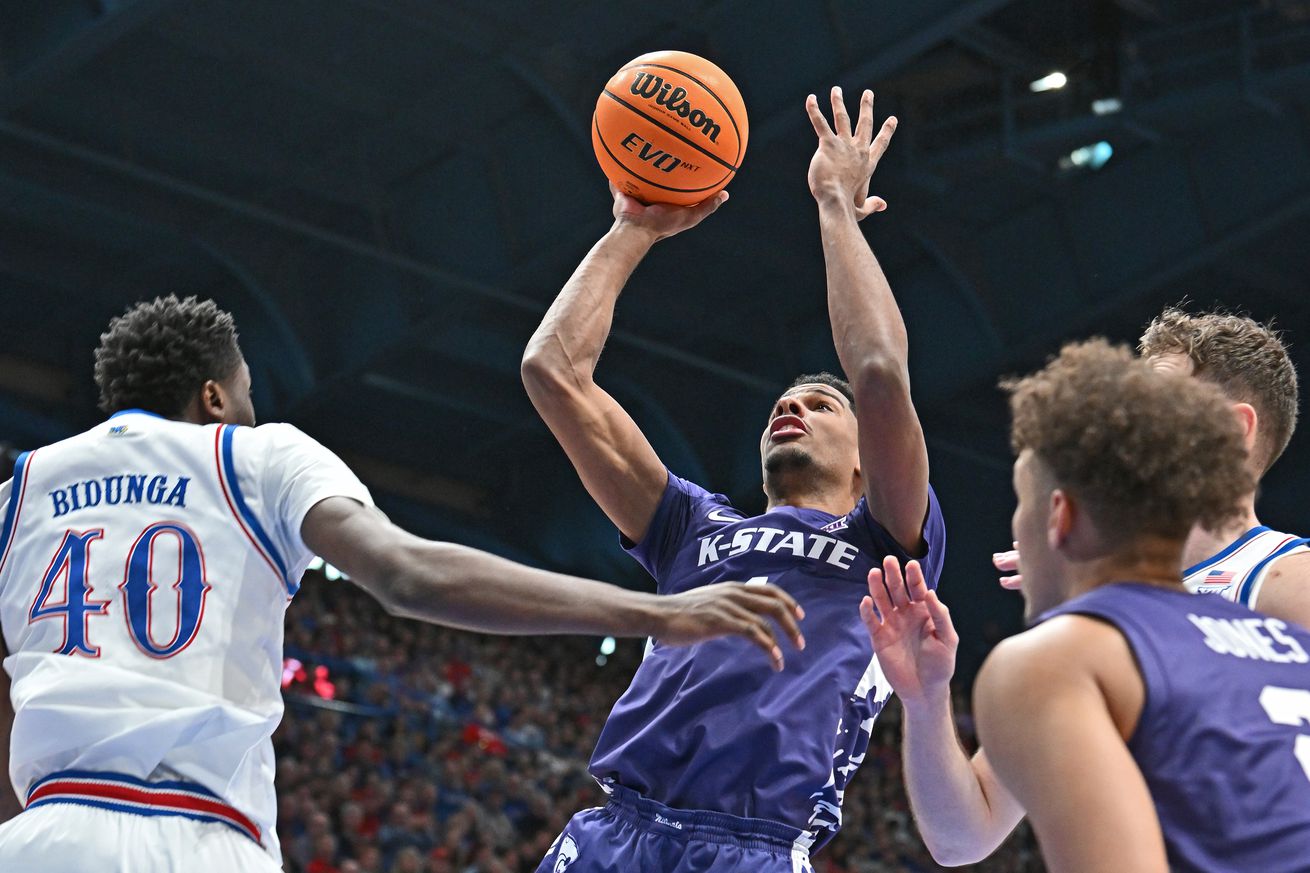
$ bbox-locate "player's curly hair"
[1139,307,1298,474]
[94,295,244,416]
[1004,340,1252,543]
[788,372,855,409]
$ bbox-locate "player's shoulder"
[225,421,321,451]
[978,612,1142,738]
[1254,550,1310,628]
[666,470,737,513]
[981,614,1132,696]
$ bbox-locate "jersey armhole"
[1060,607,1165,756]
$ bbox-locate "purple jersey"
[1040,583,1310,873]
[588,471,946,851]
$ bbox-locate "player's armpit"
[974,618,1166,873]
[1254,551,1310,628]
[0,637,21,823]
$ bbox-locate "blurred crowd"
[276,572,1041,873]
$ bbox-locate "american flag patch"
[1203,570,1235,586]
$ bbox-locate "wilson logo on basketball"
[628,73,723,143]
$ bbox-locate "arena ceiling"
[3,0,1309,675]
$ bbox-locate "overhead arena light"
[1059,141,1114,171]
[1091,97,1123,116]
[1029,71,1068,93]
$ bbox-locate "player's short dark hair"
[1139,307,1298,473]
[787,373,855,409]
[1004,340,1252,544]
[94,295,244,416]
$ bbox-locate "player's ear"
[198,378,227,424]
[1047,488,1073,550]
[1232,402,1258,456]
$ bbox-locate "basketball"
[592,51,749,206]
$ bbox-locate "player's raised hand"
[993,542,1023,590]
[806,86,897,219]
[653,582,806,671]
[611,183,729,241]
[860,555,958,703]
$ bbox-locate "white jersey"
[0,409,372,858]
[1183,525,1310,609]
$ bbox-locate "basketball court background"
[0,2,1307,869]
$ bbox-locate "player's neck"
[1180,494,1261,570]
[1066,536,1187,598]
[765,487,858,517]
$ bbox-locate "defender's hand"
[806,87,897,220]
[993,542,1023,590]
[859,555,958,703]
[611,183,729,242]
[653,582,806,671]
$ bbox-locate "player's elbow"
[849,355,909,394]
[522,342,573,397]
[848,357,913,413]
[522,345,593,418]
[924,838,995,868]
[360,543,443,621]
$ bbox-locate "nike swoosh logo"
[707,507,742,523]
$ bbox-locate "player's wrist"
[614,590,664,638]
[608,218,664,248]
[812,183,859,213]
[897,682,954,718]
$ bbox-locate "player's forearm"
[522,223,658,389]
[902,693,1019,866]
[377,539,663,638]
[816,197,910,388]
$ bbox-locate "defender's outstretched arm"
[302,497,804,668]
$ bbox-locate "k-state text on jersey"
[49,473,190,518]
[697,525,861,569]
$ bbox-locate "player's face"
[220,359,257,427]
[759,384,859,479]
[1012,450,1062,619]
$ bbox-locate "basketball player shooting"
[0,296,805,872]
[993,309,1310,627]
[522,87,945,873]
[863,341,1310,872]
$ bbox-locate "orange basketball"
[592,51,748,206]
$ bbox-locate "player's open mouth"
[769,415,807,440]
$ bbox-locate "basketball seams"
[593,115,732,195]
[614,61,745,163]
[599,90,739,175]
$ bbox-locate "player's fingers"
[992,549,1019,572]
[904,560,930,602]
[924,591,960,647]
[866,567,894,620]
[830,86,853,138]
[805,93,833,138]
[737,588,806,651]
[732,606,785,671]
[999,574,1024,590]
[690,190,730,221]
[883,554,911,609]
[855,197,888,221]
[870,116,898,162]
[859,594,880,633]
[853,89,875,143]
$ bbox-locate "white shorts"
[0,803,281,872]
